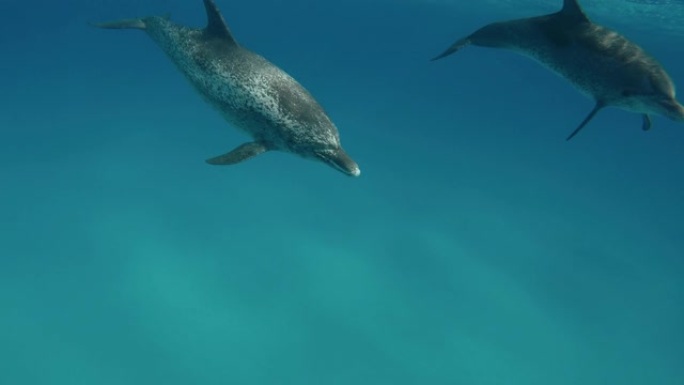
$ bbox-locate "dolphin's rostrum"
[432,0,684,140]
[93,0,360,176]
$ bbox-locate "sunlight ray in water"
[1,0,683,383]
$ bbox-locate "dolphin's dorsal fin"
[203,0,237,45]
[560,0,589,23]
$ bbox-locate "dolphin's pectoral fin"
[642,114,653,131]
[431,38,471,61]
[90,18,146,30]
[206,142,269,165]
[566,102,605,141]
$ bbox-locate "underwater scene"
[1,0,683,383]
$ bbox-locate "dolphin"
[93,0,360,176]
[432,0,684,140]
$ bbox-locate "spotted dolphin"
[432,0,684,140]
[93,0,360,176]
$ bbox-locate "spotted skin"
[94,0,360,176]
[432,0,684,140]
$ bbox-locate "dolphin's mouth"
[674,103,684,122]
[327,158,361,177]
[316,149,361,177]
[345,166,361,177]
[660,98,684,121]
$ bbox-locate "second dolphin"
[432,0,684,140]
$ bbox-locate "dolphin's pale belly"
[145,20,340,152]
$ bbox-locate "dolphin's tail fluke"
[90,18,147,30]
[431,38,471,61]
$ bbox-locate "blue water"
[1,0,683,383]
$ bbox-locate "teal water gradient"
[0,0,682,384]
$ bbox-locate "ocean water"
[1,0,683,383]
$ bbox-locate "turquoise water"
[1,0,683,383]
